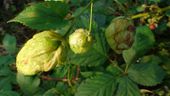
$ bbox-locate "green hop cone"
[16,31,67,76]
[105,16,135,54]
[69,28,92,54]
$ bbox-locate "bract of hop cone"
[16,31,67,76]
[105,16,135,54]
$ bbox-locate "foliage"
[0,0,170,96]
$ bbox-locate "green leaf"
[123,26,155,64]
[54,23,72,36]
[51,65,68,78]
[17,73,40,95]
[0,66,16,90]
[148,0,160,3]
[0,56,15,90]
[93,28,109,57]
[166,10,170,16]
[55,82,69,95]
[0,90,20,96]
[9,1,69,30]
[0,55,15,67]
[2,34,17,54]
[69,47,107,66]
[0,77,13,90]
[43,88,60,96]
[75,74,117,96]
[80,71,104,78]
[161,56,170,75]
[45,0,64,1]
[106,64,122,76]
[72,7,86,18]
[128,61,165,86]
[0,67,12,76]
[116,76,140,96]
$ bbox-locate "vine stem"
[131,13,149,19]
[162,6,170,12]
[88,0,93,35]
[131,5,170,19]
[114,0,126,14]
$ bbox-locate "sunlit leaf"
[9,1,69,30]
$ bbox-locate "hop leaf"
[16,31,67,75]
[69,28,92,54]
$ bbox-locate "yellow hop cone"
[105,16,135,54]
[16,31,67,76]
[69,28,92,54]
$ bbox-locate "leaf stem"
[125,63,130,73]
[67,63,73,86]
[109,59,124,73]
[88,0,93,35]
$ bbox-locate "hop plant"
[69,28,92,54]
[16,31,67,76]
[105,16,135,54]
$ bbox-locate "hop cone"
[16,31,66,75]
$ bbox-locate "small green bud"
[69,28,92,54]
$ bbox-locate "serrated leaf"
[0,66,16,90]
[166,10,170,16]
[51,65,68,78]
[148,0,160,3]
[75,74,116,96]
[55,82,69,94]
[0,90,20,96]
[93,28,109,57]
[0,55,15,67]
[43,88,60,96]
[17,73,40,95]
[2,34,17,54]
[161,56,170,75]
[0,75,16,90]
[72,7,86,18]
[54,23,72,36]
[9,1,69,30]
[69,47,107,66]
[106,64,122,76]
[0,77,13,90]
[0,67,12,76]
[123,26,155,64]
[80,71,104,78]
[128,62,165,86]
[116,76,140,96]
